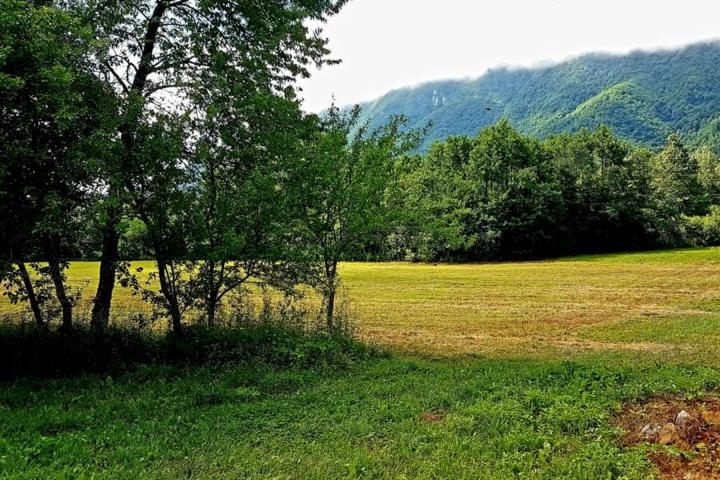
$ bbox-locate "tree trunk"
[325,260,338,330]
[17,262,44,330]
[326,283,336,330]
[206,260,216,327]
[169,299,182,334]
[207,297,217,327]
[91,209,119,330]
[48,259,72,331]
[205,165,219,328]
[48,258,73,331]
[91,1,168,332]
[205,267,224,328]
[156,258,182,334]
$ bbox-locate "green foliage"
[355,42,720,152]
[0,0,115,329]
[652,134,706,216]
[301,106,420,261]
[1,263,57,314]
[682,206,720,246]
[463,120,562,258]
[69,0,352,329]
[388,137,477,260]
[393,122,720,261]
[545,127,655,252]
[118,218,151,260]
[397,121,562,260]
[0,0,109,261]
[297,105,421,324]
[696,147,720,204]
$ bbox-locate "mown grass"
[340,248,720,358]
[2,248,720,478]
[4,247,720,359]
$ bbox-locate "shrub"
[0,310,375,379]
[682,206,720,246]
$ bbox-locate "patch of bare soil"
[419,411,445,423]
[615,396,720,479]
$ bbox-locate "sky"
[298,0,720,112]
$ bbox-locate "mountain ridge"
[353,41,720,151]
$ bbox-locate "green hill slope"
[355,41,720,151]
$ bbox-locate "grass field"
[4,247,720,359]
[2,248,720,478]
[342,248,720,359]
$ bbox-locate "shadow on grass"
[0,322,376,380]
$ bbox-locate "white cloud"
[298,0,720,112]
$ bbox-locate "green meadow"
[2,248,720,478]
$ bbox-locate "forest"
[355,42,720,152]
[386,122,720,261]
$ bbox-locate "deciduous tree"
[299,106,420,327]
[77,0,349,329]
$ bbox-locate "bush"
[682,206,720,246]
[0,322,375,380]
[166,324,373,369]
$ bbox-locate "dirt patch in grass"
[615,395,720,479]
[419,411,445,423]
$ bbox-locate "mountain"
[354,41,720,151]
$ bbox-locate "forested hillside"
[356,41,720,151]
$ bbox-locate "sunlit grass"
[3,247,720,360]
[340,248,720,359]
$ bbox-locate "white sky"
[298,0,720,112]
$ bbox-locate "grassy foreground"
[2,355,720,479]
[2,248,720,478]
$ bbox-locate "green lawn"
[2,248,720,478]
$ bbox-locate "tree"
[74,0,349,329]
[696,147,720,206]
[396,123,675,261]
[394,122,564,261]
[0,0,111,330]
[182,87,316,327]
[123,86,316,332]
[544,127,658,252]
[122,113,191,332]
[390,137,476,261]
[298,106,420,328]
[463,120,562,258]
[652,134,706,217]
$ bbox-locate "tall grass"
[0,293,374,379]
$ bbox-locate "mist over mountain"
[354,41,720,151]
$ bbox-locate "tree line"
[383,121,720,261]
[3,1,720,335]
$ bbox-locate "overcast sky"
[298,0,720,112]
